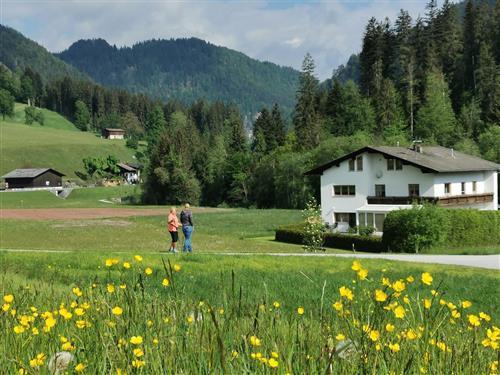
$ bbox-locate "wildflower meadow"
[1,255,498,374]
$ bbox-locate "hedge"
[383,206,500,253]
[275,223,384,253]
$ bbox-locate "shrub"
[275,224,384,253]
[383,205,500,253]
[302,198,325,252]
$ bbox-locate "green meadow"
[0,106,136,179]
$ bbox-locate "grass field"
[0,107,136,179]
[0,186,140,209]
[1,251,498,373]
[11,103,78,131]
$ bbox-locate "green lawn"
[0,209,307,253]
[0,110,136,179]
[0,186,141,209]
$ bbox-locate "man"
[180,203,194,253]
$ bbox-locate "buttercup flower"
[421,272,433,286]
[112,306,123,316]
[297,307,304,315]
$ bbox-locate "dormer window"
[348,158,355,171]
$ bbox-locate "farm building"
[103,128,125,139]
[117,162,141,184]
[1,168,65,189]
[306,144,500,233]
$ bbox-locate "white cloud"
[0,0,428,79]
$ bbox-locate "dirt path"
[0,207,229,220]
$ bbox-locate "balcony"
[367,193,494,206]
[367,196,436,205]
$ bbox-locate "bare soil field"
[0,207,231,220]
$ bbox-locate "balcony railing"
[367,193,493,206]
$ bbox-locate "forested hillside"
[56,37,299,115]
[0,0,498,210]
[0,25,87,82]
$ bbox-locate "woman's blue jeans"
[182,225,193,252]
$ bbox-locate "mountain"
[0,25,88,82]
[56,38,300,115]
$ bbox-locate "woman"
[180,203,194,253]
[167,207,179,253]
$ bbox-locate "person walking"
[167,207,179,253]
[180,203,194,253]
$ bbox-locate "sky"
[1,0,431,80]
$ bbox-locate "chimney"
[411,139,423,153]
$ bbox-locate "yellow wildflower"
[297,307,304,315]
[105,258,119,267]
[406,329,417,340]
[423,299,432,309]
[392,280,406,293]
[107,284,115,293]
[112,306,123,316]
[468,314,480,327]
[369,330,380,342]
[231,350,239,358]
[123,262,131,269]
[75,363,86,372]
[130,336,143,345]
[394,305,405,319]
[332,301,343,311]
[389,343,400,353]
[357,268,368,280]
[2,303,9,312]
[386,323,395,332]
[145,267,153,276]
[72,287,83,297]
[13,325,25,334]
[451,310,461,319]
[479,312,491,321]
[336,333,345,341]
[421,272,433,286]
[74,308,85,316]
[406,275,414,283]
[461,300,472,309]
[351,260,362,271]
[3,294,14,303]
[271,351,279,359]
[268,358,279,368]
[375,289,387,302]
[162,278,170,287]
[273,301,280,308]
[134,255,143,262]
[339,286,354,301]
[61,341,75,351]
[250,335,261,346]
[132,359,145,368]
[133,348,144,357]
[173,264,182,272]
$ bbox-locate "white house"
[117,163,141,184]
[306,145,499,233]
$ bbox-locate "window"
[461,182,466,195]
[333,185,356,196]
[366,213,375,228]
[375,213,386,231]
[375,184,386,197]
[408,184,419,197]
[472,181,477,193]
[444,183,451,195]
[348,156,363,171]
[387,158,403,171]
[356,155,363,171]
[348,158,355,171]
[359,212,366,226]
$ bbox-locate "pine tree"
[252,108,272,153]
[74,100,91,131]
[360,17,384,96]
[373,78,407,139]
[293,53,320,150]
[415,69,457,146]
[270,103,286,149]
[145,105,167,150]
[325,79,346,135]
[475,43,500,124]
[458,98,485,140]
[463,0,478,93]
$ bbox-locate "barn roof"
[104,128,125,132]
[305,146,500,175]
[1,168,65,179]
[117,163,137,172]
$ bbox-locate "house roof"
[305,146,500,175]
[117,163,137,172]
[104,128,125,132]
[1,168,65,179]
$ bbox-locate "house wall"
[320,152,434,225]
[32,171,63,187]
[5,177,34,189]
[108,134,124,140]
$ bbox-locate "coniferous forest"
[0,0,499,209]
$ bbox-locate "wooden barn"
[103,128,125,139]
[1,168,65,189]
[117,162,141,184]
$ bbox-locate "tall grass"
[1,256,498,374]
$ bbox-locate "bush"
[275,224,384,253]
[383,205,500,253]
